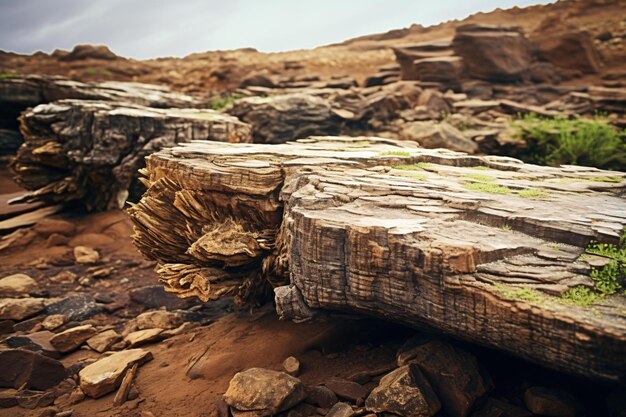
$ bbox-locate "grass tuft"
[493,284,544,303]
[209,93,245,111]
[562,286,601,306]
[517,189,550,199]
[391,162,430,170]
[465,173,494,182]
[380,151,411,157]
[464,182,511,194]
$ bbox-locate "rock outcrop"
[11,100,252,210]
[130,137,626,382]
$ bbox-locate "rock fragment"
[325,377,369,404]
[0,297,45,321]
[73,246,99,264]
[283,356,301,376]
[79,349,152,398]
[50,324,97,353]
[86,329,122,353]
[0,349,66,390]
[0,273,39,297]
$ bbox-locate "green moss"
[0,73,19,79]
[465,173,494,182]
[517,189,550,199]
[589,176,624,183]
[493,284,545,303]
[562,286,601,306]
[209,93,245,111]
[84,68,98,76]
[464,182,511,194]
[380,151,411,157]
[391,162,430,170]
[500,224,512,231]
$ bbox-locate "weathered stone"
[325,377,369,404]
[453,25,532,82]
[79,349,152,398]
[223,368,306,415]
[227,93,340,144]
[50,324,97,353]
[33,219,76,237]
[41,314,67,331]
[0,388,18,408]
[326,402,354,417]
[73,246,99,264]
[305,385,338,408]
[0,349,66,390]
[524,387,580,417]
[129,285,197,310]
[6,331,60,358]
[0,273,39,297]
[0,297,45,321]
[45,294,103,321]
[16,389,55,409]
[86,329,122,353]
[12,99,252,211]
[124,328,164,347]
[365,365,441,417]
[397,339,491,417]
[400,121,477,153]
[531,29,602,75]
[132,310,183,331]
[60,44,118,61]
[283,356,301,376]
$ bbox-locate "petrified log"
[11,100,252,211]
[130,136,626,382]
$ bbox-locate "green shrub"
[513,114,626,170]
[562,286,601,306]
[209,93,245,111]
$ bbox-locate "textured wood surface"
[129,136,626,381]
[11,100,252,211]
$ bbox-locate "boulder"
[0,297,45,321]
[0,349,66,390]
[452,25,532,82]
[227,93,340,144]
[11,99,252,211]
[413,56,462,86]
[325,377,369,404]
[6,331,60,358]
[50,324,97,353]
[0,273,39,297]
[60,44,119,61]
[531,29,602,75]
[33,219,76,237]
[397,338,491,417]
[392,41,455,80]
[305,385,338,408]
[79,348,152,398]
[223,368,306,415]
[401,121,478,153]
[365,365,441,417]
[240,72,276,89]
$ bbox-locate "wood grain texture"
[129,136,626,381]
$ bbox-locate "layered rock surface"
[11,100,252,210]
[130,136,626,382]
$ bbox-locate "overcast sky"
[1,0,553,60]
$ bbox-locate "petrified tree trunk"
[130,137,626,382]
[11,100,252,211]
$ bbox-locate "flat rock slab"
[0,273,39,297]
[79,348,152,398]
[50,324,97,353]
[0,349,66,390]
[11,99,252,211]
[0,297,45,321]
[129,136,626,382]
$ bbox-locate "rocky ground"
[1,0,626,416]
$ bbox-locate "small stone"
[127,385,139,401]
[79,349,152,398]
[325,377,369,404]
[50,324,97,353]
[365,365,441,417]
[124,328,164,347]
[13,315,43,332]
[0,320,14,335]
[46,233,69,247]
[93,293,114,304]
[56,410,74,417]
[87,329,122,353]
[16,389,55,409]
[0,349,66,390]
[73,246,99,264]
[224,368,307,415]
[41,314,67,331]
[6,331,60,358]
[0,388,18,408]
[0,297,45,320]
[305,385,338,408]
[67,388,85,405]
[0,273,39,297]
[50,271,77,284]
[326,402,354,417]
[283,356,301,376]
[524,387,580,417]
[78,276,92,286]
[45,294,103,321]
[132,310,183,331]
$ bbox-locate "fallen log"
[129,136,626,382]
[11,100,252,211]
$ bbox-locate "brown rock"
[6,331,60,358]
[531,29,602,75]
[0,297,45,320]
[41,314,67,331]
[73,246,99,264]
[124,328,164,347]
[33,219,76,237]
[132,310,183,331]
[240,72,276,89]
[0,388,18,408]
[326,402,354,417]
[325,377,369,404]
[223,368,306,415]
[0,273,39,297]
[397,338,491,417]
[365,365,441,417]
[60,44,119,61]
[305,385,338,408]
[524,387,580,417]
[50,324,97,353]
[0,349,66,390]
[86,329,122,353]
[401,121,477,153]
[283,356,301,376]
[16,389,55,409]
[79,349,152,398]
[453,25,532,82]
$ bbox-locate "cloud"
[0,0,553,59]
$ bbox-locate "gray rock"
[45,294,103,321]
